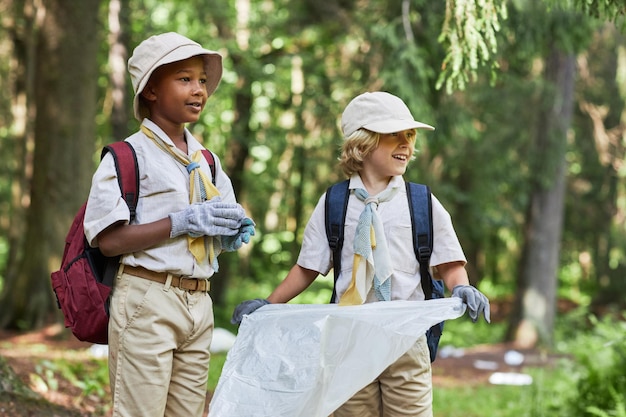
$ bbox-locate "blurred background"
[0,0,625,415]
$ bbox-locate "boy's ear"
[141,83,157,102]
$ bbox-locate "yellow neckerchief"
[141,125,220,266]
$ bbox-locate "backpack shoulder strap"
[99,144,216,220]
[101,141,139,221]
[200,149,216,185]
[325,181,442,303]
[406,182,441,299]
[325,180,350,303]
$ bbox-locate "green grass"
[433,365,575,417]
[208,352,228,391]
[438,313,505,348]
[207,346,577,417]
[30,346,576,417]
[434,384,535,417]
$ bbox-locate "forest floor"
[0,320,565,417]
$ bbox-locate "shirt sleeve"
[83,152,131,247]
[430,194,467,267]
[296,194,333,276]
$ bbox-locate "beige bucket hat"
[128,32,223,121]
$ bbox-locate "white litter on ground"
[437,345,465,358]
[473,359,499,370]
[210,327,237,353]
[489,372,533,386]
[88,344,108,359]
[503,350,525,366]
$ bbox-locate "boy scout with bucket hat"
[84,32,254,416]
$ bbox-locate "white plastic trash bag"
[209,298,466,417]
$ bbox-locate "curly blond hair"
[338,128,417,177]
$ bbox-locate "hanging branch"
[437,0,507,93]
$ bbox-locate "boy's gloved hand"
[239,217,256,243]
[231,298,269,324]
[451,285,491,323]
[169,198,245,238]
[221,217,256,252]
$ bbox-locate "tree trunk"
[107,0,132,141]
[211,72,253,308]
[1,0,36,326]
[0,0,103,330]
[506,45,576,348]
[210,2,254,308]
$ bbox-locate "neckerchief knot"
[141,125,221,270]
[339,185,399,305]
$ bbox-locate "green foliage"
[571,0,626,24]
[439,314,506,348]
[35,358,109,401]
[562,23,626,303]
[217,246,334,330]
[0,0,623,349]
[561,314,626,416]
[437,0,508,92]
[584,393,626,417]
[27,350,226,404]
[436,309,626,417]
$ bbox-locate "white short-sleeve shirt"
[83,119,237,278]
[297,175,467,302]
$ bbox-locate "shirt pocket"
[388,224,419,275]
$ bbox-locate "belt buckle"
[178,276,194,293]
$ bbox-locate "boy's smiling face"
[365,129,416,178]
[141,56,208,127]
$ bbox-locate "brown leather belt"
[123,265,210,293]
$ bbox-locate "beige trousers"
[108,270,214,417]
[332,335,433,417]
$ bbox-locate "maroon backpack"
[51,141,215,344]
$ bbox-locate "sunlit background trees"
[0,0,624,350]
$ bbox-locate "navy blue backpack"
[325,180,445,362]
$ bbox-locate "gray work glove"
[169,198,245,238]
[222,217,256,252]
[451,285,491,323]
[231,298,269,324]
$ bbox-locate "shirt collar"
[141,119,202,154]
[348,174,404,193]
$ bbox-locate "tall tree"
[202,0,256,307]
[503,3,592,347]
[106,0,132,141]
[0,0,38,316]
[508,45,576,347]
[0,0,103,329]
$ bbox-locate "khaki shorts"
[332,335,432,417]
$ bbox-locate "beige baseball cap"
[128,32,223,121]
[341,91,435,137]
